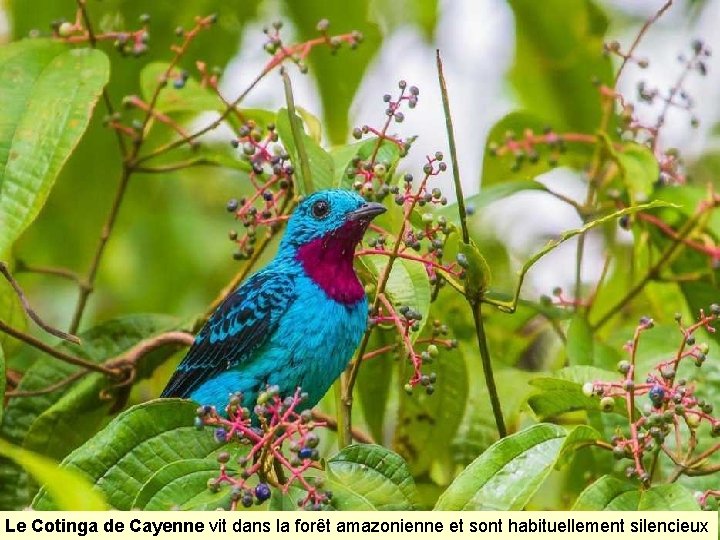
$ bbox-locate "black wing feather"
[161,270,295,398]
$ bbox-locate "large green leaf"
[33,399,219,510]
[0,314,178,510]
[283,0,381,143]
[326,444,419,510]
[434,424,598,510]
[507,0,613,132]
[0,40,109,256]
[0,439,107,510]
[133,457,235,510]
[637,484,700,510]
[573,476,700,510]
[572,475,640,510]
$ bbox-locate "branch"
[0,319,118,377]
[311,410,374,444]
[0,262,80,344]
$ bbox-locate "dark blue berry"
[255,483,271,502]
[214,427,227,443]
[298,447,313,459]
[648,385,665,406]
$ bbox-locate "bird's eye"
[311,199,330,219]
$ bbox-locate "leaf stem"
[436,50,469,245]
[471,301,506,437]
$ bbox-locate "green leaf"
[0,40,109,256]
[452,367,535,465]
[567,315,593,365]
[326,444,419,510]
[440,180,550,219]
[573,478,700,510]
[362,255,432,339]
[369,0,439,42]
[21,315,180,459]
[133,458,233,510]
[638,484,701,510]
[0,344,4,424]
[393,333,468,476]
[434,424,598,510]
[615,142,659,203]
[572,475,640,510]
[0,314,179,510]
[140,62,221,114]
[0,438,107,510]
[269,484,308,511]
[277,108,334,193]
[481,112,593,187]
[507,0,613,132]
[32,399,219,510]
[283,0,381,143]
[356,329,396,444]
[528,366,622,420]
[0,277,26,355]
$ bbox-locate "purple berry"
[255,483,271,502]
[214,427,227,443]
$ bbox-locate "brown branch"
[0,319,118,377]
[311,410,374,444]
[614,0,673,86]
[0,262,80,344]
[106,331,194,369]
[14,261,83,285]
[6,370,90,399]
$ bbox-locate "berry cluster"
[226,122,294,260]
[52,11,154,56]
[346,81,420,199]
[196,387,332,510]
[261,19,363,74]
[582,309,720,489]
[366,295,457,391]
[357,154,461,285]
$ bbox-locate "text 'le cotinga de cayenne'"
[161,189,386,414]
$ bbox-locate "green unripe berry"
[582,382,595,398]
[600,396,615,412]
[58,21,74,37]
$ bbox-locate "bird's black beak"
[348,201,386,221]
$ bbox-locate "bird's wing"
[161,269,296,398]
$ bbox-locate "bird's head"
[280,189,386,252]
[278,189,385,304]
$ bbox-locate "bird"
[161,189,386,416]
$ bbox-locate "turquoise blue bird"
[161,189,385,414]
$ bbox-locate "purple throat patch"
[296,220,368,305]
